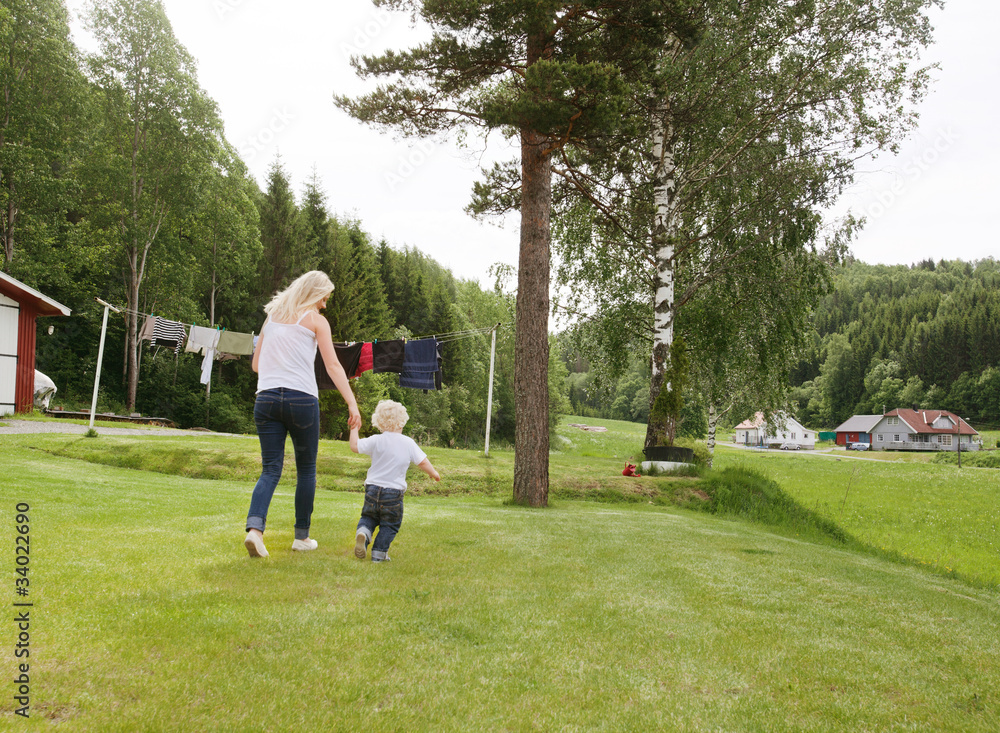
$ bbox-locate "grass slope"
[2,428,1000,730]
[714,447,1000,588]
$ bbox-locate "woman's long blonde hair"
[264,271,334,323]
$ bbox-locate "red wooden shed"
[0,272,71,415]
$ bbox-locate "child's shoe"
[371,550,391,563]
[292,538,318,552]
[354,532,367,559]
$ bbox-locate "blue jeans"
[246,388,320,540]
[356,485,404,561]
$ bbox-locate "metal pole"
[484,323,499,457]
[89,298,120,430]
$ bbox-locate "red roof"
[886,408,978,436]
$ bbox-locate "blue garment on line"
[399,338,442,390]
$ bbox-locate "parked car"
[779,442,801,450]
[847,442,870,451]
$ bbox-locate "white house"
[733,412,816,449]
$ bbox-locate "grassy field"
[713,445,1000,589]
[2,418,999,730]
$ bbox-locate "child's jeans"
[356,485,404,561]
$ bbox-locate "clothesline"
[117,303,499,343]
[112,301,501,392]
[422,324,503,344]
[117,305,248,333]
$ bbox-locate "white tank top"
[256,312,319,397]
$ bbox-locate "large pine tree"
[336,0,691,506]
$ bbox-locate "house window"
[877,434,883,442]
[888,417,899,425]
[894,434,900,442]
[791,433,796,439]
[941,435,952,446]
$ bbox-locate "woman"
[244,271,362,558]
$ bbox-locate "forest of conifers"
[789,258,1000,430]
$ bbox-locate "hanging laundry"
[216,330,255,356]
[200,348,216,385]
[185,325,220,355]
[138,315,156,342]
[399,337,442,391]
[314,342,364,391]
[356,341,373,377]
[372,339,405,373]
[315,351,336,391]
[334,342,364,377]
[150,317,187,355]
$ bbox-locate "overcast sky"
[67,0,998,286]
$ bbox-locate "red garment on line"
[356,342,373,377]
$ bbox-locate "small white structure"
[733,412,815,449]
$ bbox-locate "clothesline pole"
[484,323,499,457]
[89,298,121,430]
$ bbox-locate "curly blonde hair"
[372,400,409,433]
[264,270,334,323]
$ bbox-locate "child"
[350,400,440,562]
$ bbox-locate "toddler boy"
[350,400,440,561]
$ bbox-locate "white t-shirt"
[357,432,427,492]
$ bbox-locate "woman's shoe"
[292,538,318,552]
[245,531,269,558]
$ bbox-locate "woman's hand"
[348,406,362,431]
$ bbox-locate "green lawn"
[713,445,1000,589]
[2,421,1000,730]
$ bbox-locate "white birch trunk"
[645,60,679,448]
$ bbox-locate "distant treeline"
[790,258,1000,428]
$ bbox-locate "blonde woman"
[244,271,362,558]
[350,399,440,562]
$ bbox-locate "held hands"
[348,406,362,431]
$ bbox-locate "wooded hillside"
[790,258,1000,429]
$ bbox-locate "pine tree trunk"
[512,124,552,507]
[645,90,677,449]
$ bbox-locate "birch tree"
[84,0,222,411]
[548,0,938,447]
[336,0,695,506]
